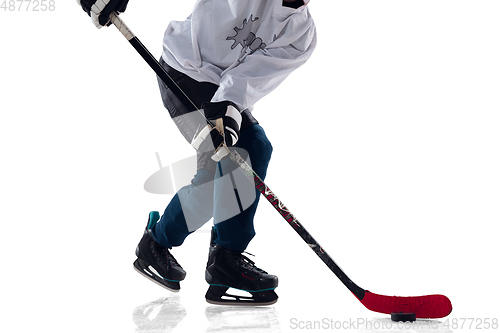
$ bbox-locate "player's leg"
[206,124,278,305]
[213,123,273,251]
[135,59,219,290]
[134,164,217,291]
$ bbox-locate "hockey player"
[77,0,316,305]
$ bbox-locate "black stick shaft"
[110,13,198,110]
[128,37,197,110]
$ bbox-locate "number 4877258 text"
[1,0,55,11]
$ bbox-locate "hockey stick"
[109,13,452,319]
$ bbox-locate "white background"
[1,1,499,332]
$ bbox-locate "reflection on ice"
[132,294,282,332]
[205,306,281,333]
[133,295,186,333]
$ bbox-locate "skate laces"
[153,242,181,267]
[239,251,267,274]
[163,248,181,267]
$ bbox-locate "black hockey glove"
[191,101,242,162]
[77,0,129,28]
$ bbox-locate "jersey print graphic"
[227,15,266,53]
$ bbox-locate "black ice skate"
[134,211,186,292]
[205,228,278,306]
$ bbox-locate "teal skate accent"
[156,273,181,282]
[147,211,160,229]
[208,284,276,293]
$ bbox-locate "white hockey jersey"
[161,0,317,111]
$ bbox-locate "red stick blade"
[360,291,452,319]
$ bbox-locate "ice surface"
[132,294,281,333]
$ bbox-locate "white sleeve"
[210,24,317,111]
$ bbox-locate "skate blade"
[205,285,278,306]
[206,298,278,307]
[133,259,181,293]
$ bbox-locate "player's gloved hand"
[76,0,129,28]
[191,101,242,162]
